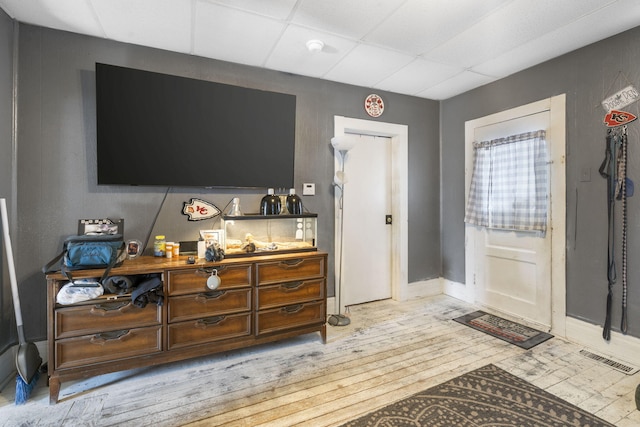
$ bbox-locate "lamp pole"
[328,135,358,327]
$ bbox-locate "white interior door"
[340,134,392,308]
[467,111,552,329]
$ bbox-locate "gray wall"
[441,26,640,338]
[9,24,440,341]
[0,9,15,353]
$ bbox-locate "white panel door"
[468,111,552,328]
[341,134,392,307]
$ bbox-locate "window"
[464,130,548,232]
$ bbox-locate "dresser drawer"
[55,301,162,339]
[256,256,325,286]
[55,326,162,370]
[167,264,252,295]
[167,312,252,350]
[168,288,252,323]
[256,301,325,335]
[256,279,324,310]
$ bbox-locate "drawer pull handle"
[195,290,226,301]
[195,316,225,328]
[90,330,130,344]
[279,259,304,269]
[280,281,303,291]
[90,302,132,315]
[281,304,303,314]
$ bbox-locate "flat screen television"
[95,63,296,188]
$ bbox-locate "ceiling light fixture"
[306,39,324,53]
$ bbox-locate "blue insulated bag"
[43,234,126,282]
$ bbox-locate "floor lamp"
[328,135,357,327]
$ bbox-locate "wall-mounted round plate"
[364,94,384,117]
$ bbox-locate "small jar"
[172,242,180,257]
[153,235,166,257]
[165,242,174,259]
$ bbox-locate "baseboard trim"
[565,317,640,367]
[405,278,442,300]
[442,278,473,303]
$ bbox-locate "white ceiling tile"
[366,0,509,55]
[417,71,496,100]
[0,0,104,37]
[2,0,640,99]
[194,2,285,67]
[425,0,620,68]
[473,0,640,78]
[324,44,415,88]
[375,58,462,96]
[202,0,297,20]
[92,0,192,54]
[265,25,356,78]
[292,0,405,39]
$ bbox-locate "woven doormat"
[453,310,553,349]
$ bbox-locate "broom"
[1,198,42,404]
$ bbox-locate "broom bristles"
[15,371,39,405]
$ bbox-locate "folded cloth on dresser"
[56,279,104,304]
[131,275,163,308]
[102,275,136,294]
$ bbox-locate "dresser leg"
[320,324,327,343]
[49,377,60,405]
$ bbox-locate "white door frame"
[463,95,566,337]
[334,116,408,312]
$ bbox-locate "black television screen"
[95,63,296,188]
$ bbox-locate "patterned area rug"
[341,364,614,427]
[453,310,553,349]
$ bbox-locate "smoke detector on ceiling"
[306,39,324,53]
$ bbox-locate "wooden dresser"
[46,251,327,404]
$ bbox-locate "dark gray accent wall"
[0,8,15,353]
[11,24,440,341]
[441,26,640,338]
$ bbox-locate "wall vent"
[579,349,639,375]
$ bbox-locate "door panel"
[341,134,392,307]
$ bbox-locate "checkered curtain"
[464,130,548,232]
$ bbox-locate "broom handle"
[0,198,26,344]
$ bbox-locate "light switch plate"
[303,183,315,196]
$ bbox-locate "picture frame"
[200,229,224,247]
[127,239,143,259]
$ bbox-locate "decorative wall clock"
[364,94,384,117]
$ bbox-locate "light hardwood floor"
[1,294,639,426]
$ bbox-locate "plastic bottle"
[260,188,281,215]
[228,197,243,216]
[286,188,302,215]
[153,235,166,257]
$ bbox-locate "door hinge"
[385,214,392,225]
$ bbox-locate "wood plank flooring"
[1,294,639,426]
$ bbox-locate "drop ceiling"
[1,0,639,100]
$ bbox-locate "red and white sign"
[604,109,637,127]
[182,198,221,221]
